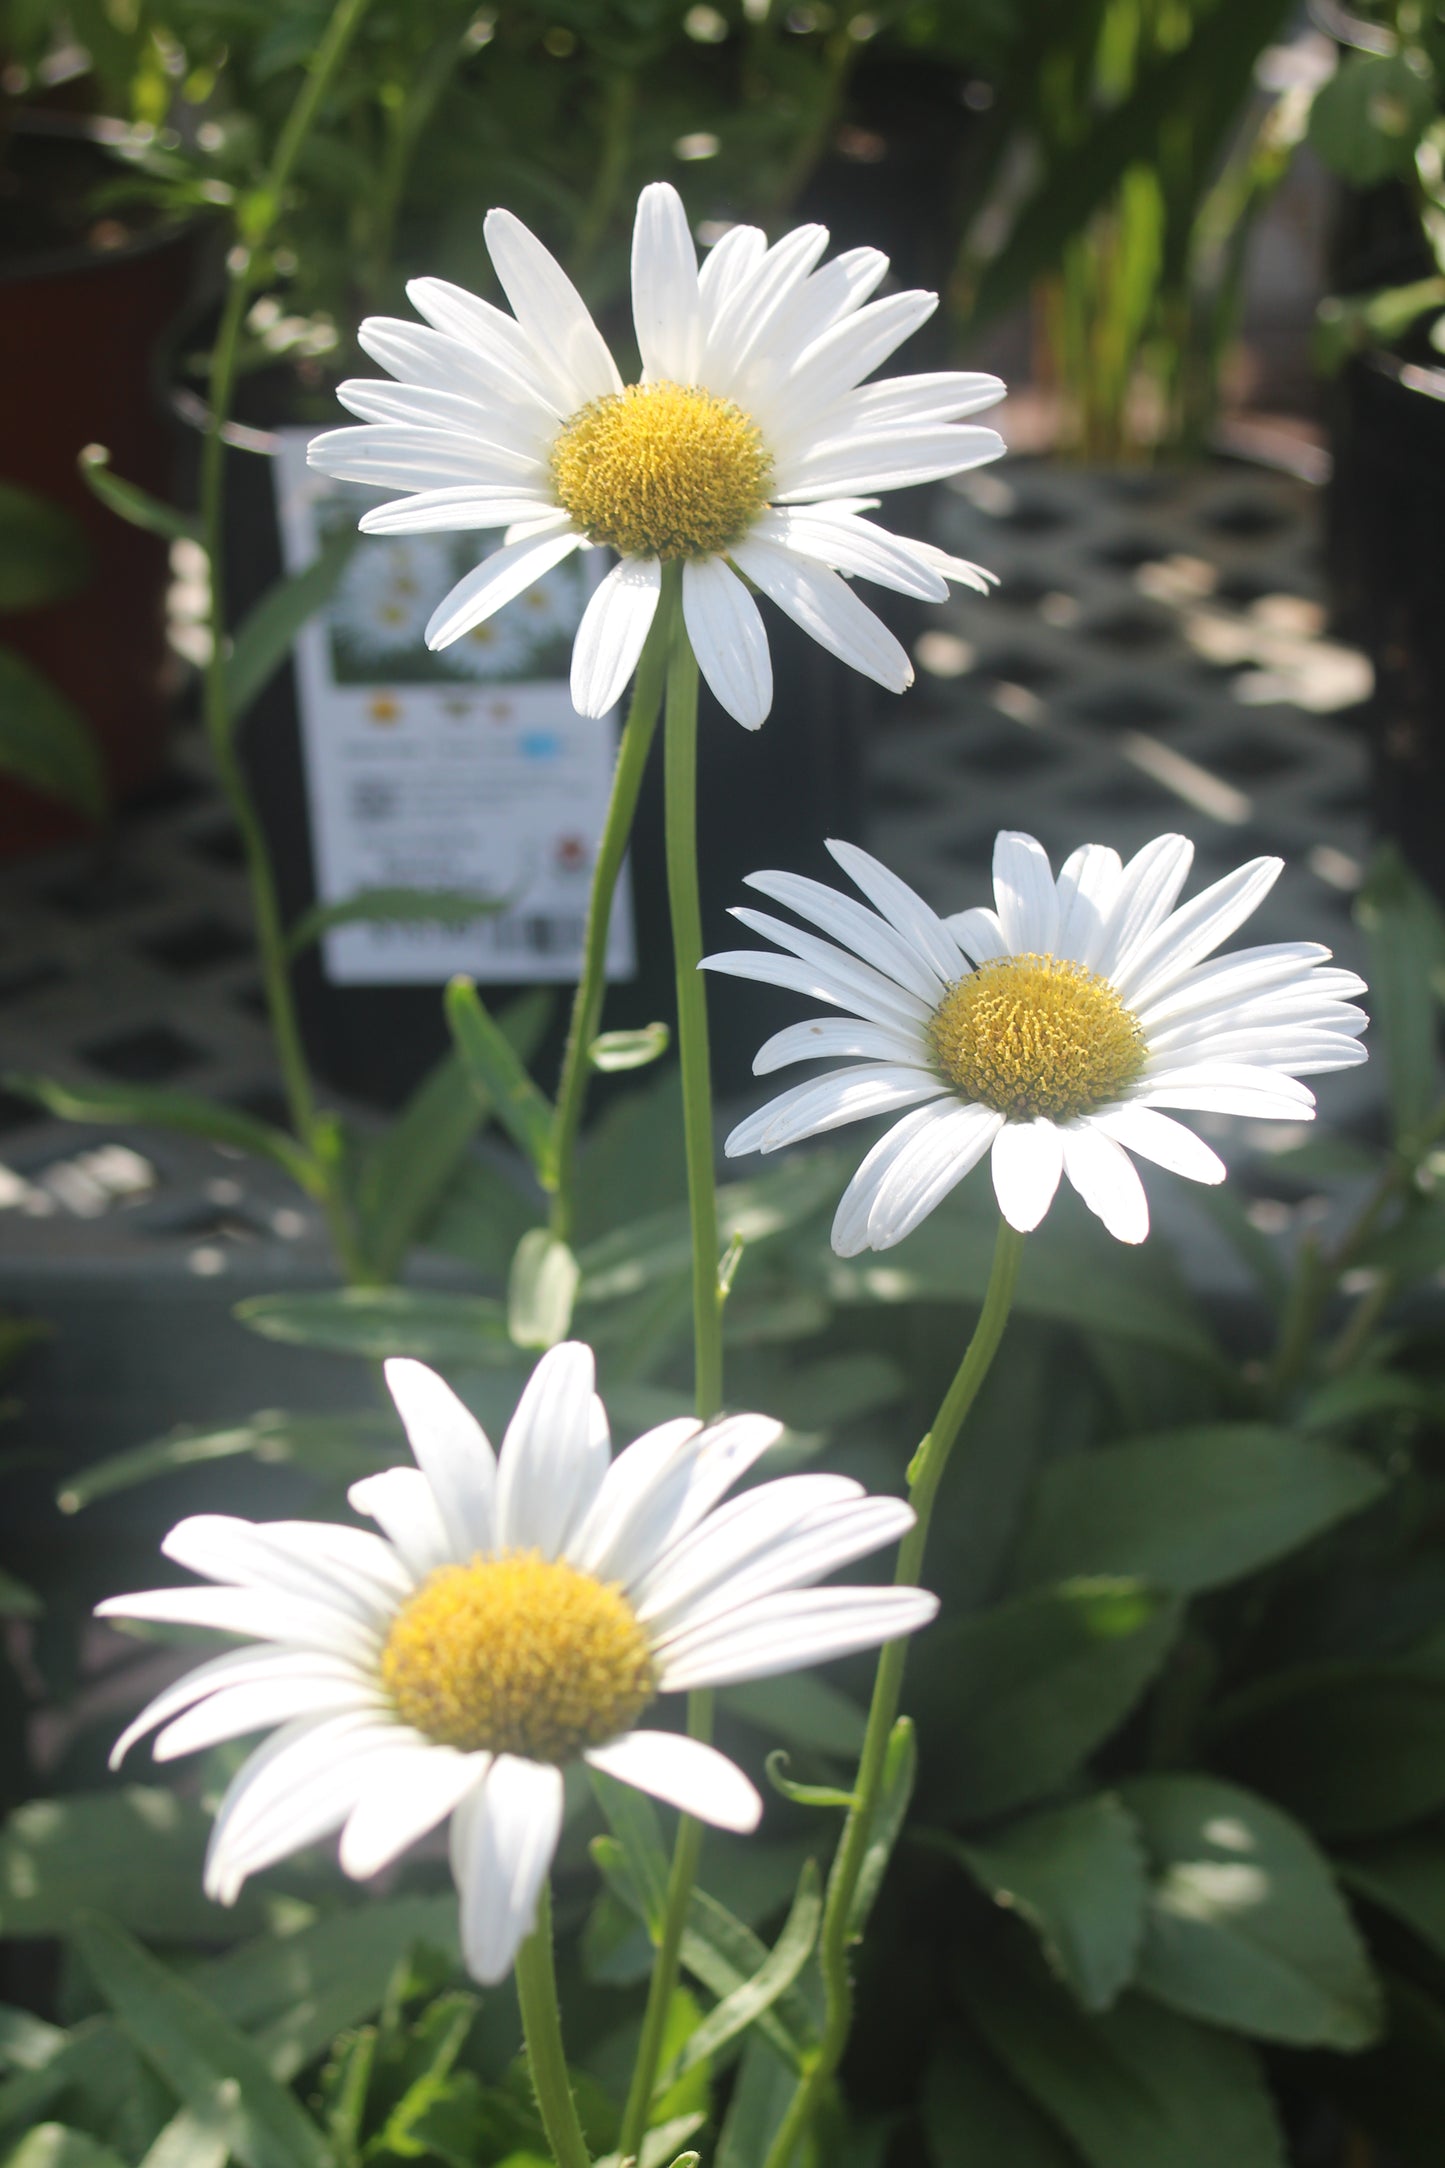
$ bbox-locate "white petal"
[405,277,567,418]
[1054,844,1123,969]
[748,247,889,389]
[657,1587,939,1691]
[450,1756,564,1985]
[632,181,702,382]
[348,1466,454,1582]
[825,839,966,981]
[482,207,622,409]
[742,869,947,1001]
[771,426,1005,501]
[96,1586,378,1661]
[577,1414,783,1593]
[110,1646,357,1770]
[359,486,554,535]
[426,532,582,649]
[991,832,1060,954]
[204,1715,403,1902]
[340,1745,488,1879]
[730,537,913,693]
[359,315,547,410]
[725,1065,945,1158]
[647,1496,916,1639]
[564,1417,705,1582]
[698,222,767,315]
[631,1472,865,1620]
[334,378,543,452]
[384,1359,496,1557]
[160,1515,403,1623]
[753,508,947,602]
[990,1120,1064,1233]
[703,224,831,393]
[495,1342,605,1557]
[944,906,1009,964]
[154,1672,382,1761]
[1060,1126,1150,1244]
[683,556,772,728]
[782,290,937,409]
[306,424,539,491]
[1092,835,1195,980]
[816,371,1007,432]
[1136,1063,1317,1119]
[865,1100,1003,1250]
[1133,944,1343,1032]
[704,946,933,1034]
[586,1730,761,1832]
[1088,1104,1226,1185]
[830,1102,957,1257]
[570,556,662,717]
[906,537,999,593]
[752,1015,929,1075]
[1114,858,1284,1007]
[728,906,934,1025]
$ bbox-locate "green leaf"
[1009,1425,1385,1597]
[670,1861,821,2080]
[713,2035,797,2168]
[75,1917,332,2168]
[922,2037,1078,2168]
[1212,1640,1445,1840]
[910,1581,1180,1824]
[1342,1822,1445,1973]
[681,1892,820,2072]
[57,1409,395,1513]
[234,1287,512,1364]
[224,527,356,719]
[78,446,199,544]
[1308,51,1435,186]
[945,1795,1147,2013]
[764,1754,854,1810]
[0,651,106,819]
[446,977,557,1185]
[1120,1775,1381,2049]
[0,483,90,611]
[0,2005,65,2073]
[507,1229,579,1350]
[720,1673,866,1759]
[1325,1972,1445,2168]
[0,1790,267,1941]
[356,1050,488,1285]
[1,2129,127,2168]
[286,885,505,958]
[588,1770,670,1940]
[576,1154,842,1307]
[848,1718,917,1939]
[956,1927,1286,2168]
[589,1024,670,1072]
[3,1072,310,1187]
[0,1571,38,1619]
[1354,846,1445,1149]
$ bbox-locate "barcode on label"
[489,913,588,957]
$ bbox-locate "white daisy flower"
[99,1345,934,1985]
[307,181,1005,730]
[704,832,1369,1252]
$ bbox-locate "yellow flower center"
[381,1551,655,1762]
[929,953,1147,1122]
[550,381,773,560]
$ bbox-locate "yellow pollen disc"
[929,953,1147,1122]
[381,1551,655,1762]
[550,380,772,560]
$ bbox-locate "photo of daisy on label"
[705,831,1370,1252]
[308,180,1005,729]
[98,1344,935,1985]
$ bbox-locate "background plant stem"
[549,594,673,1243]
[763,1216,1027,2168]
[515,1883,593,2168]
[616,577,722,2162]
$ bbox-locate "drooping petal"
[1060,1125,1151,1244]
[110,1646,361,1770]
[683,556,772,729]
[359,486,556,535]
[494,1341,605,1557]
[830,1102,957,1258]
[725,1065,946,1158]
[990,1119,1065,1233]
[570,557,662,717]
[204,1713,406,1904]
[585,1730,762,1832]
[340,1745,488,1880]
[863,1100,1003,1251]
[383,1358,496,1558]
[752,508,947,601]
[729,538,913,694]
[425,532,582,649]
[450,1756,565,1985]
[1087,1104,1226,1186]
[153,1672,383,1761]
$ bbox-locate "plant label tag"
[271,427,636,986]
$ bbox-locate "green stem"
[549,593,673,1244]
[762,1217,1026,2168]
[616,1687,713,2163]
[197,0,374,1280]
[515,1883,593,2168]
[616,577,723,2164]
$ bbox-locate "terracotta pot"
[0,128,199,854]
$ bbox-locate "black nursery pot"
[220,404,866,1111]
[1327,351,1445,902]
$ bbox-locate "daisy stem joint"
[763,1217,1025,2168]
